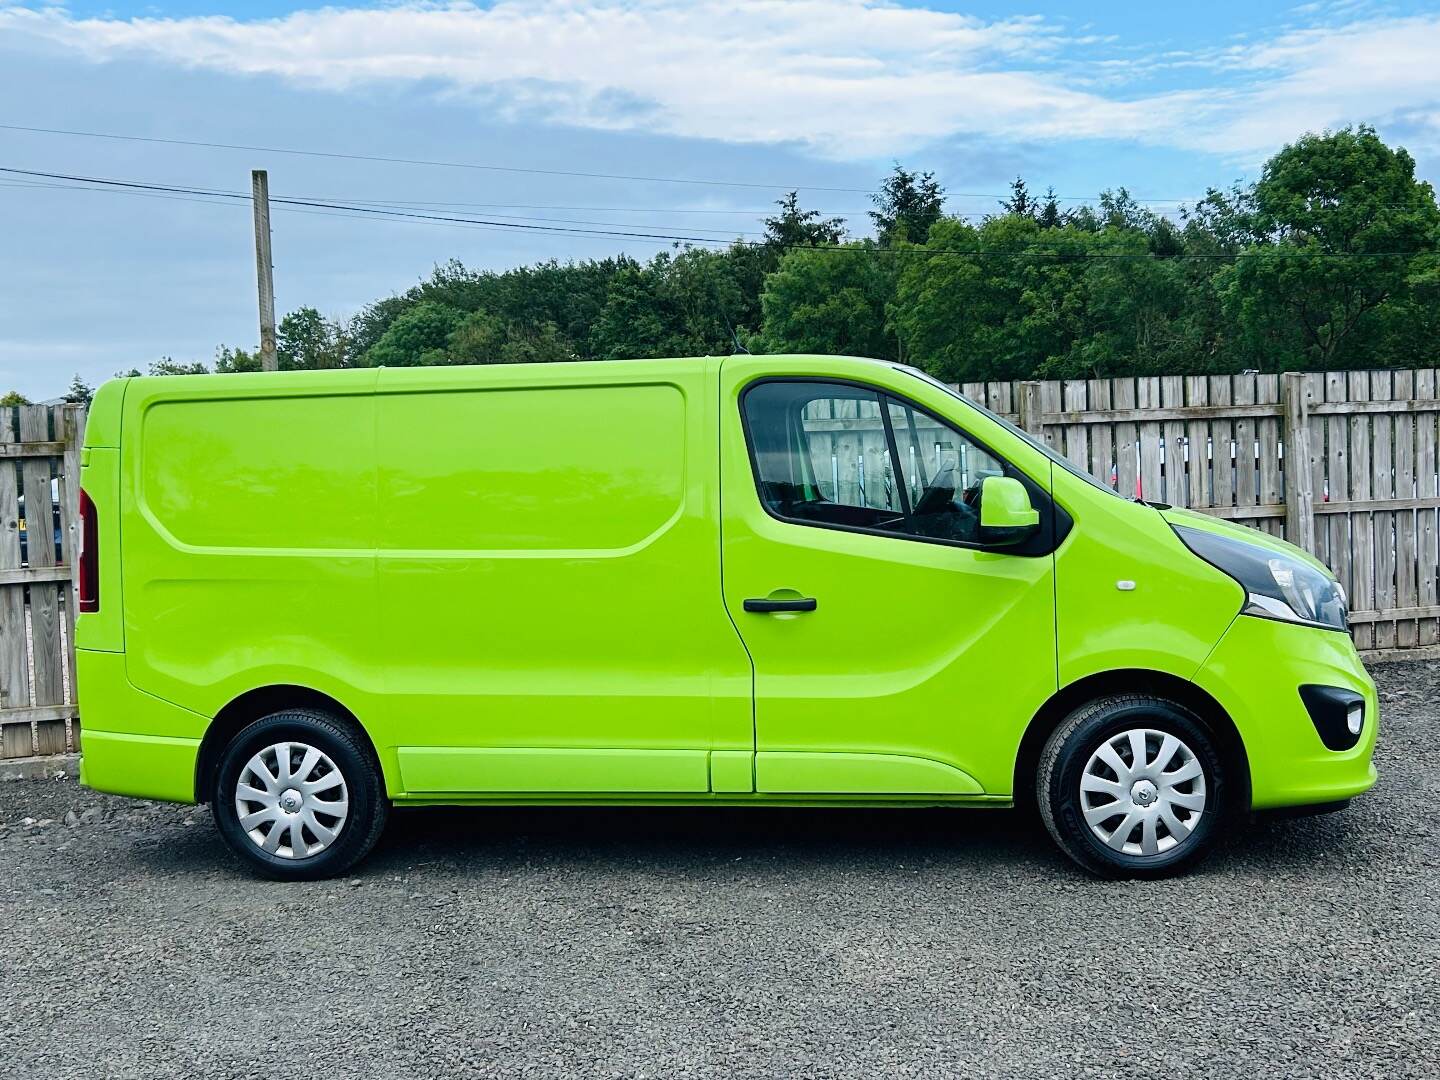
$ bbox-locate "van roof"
[115,353,891,388]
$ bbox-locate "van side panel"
[118,372,384,781]
[1052,478,1244,687]
[373,362,752,794]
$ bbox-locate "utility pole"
[251,169,278,371]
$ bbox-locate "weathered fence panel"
[0,404,84,759]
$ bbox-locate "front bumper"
[1194,616,1378,811]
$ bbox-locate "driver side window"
[742,380,1009,546]
[886,399,1006,543]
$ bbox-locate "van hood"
[1158,506,1334,577]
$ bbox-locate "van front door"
[719,359,1058,799]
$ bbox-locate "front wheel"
[212,709,388,881]
[1037,695,1228,878]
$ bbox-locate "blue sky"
[3,0,1440,398]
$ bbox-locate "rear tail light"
[78,488,98,613]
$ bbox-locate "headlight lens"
[1175,525,1349,632]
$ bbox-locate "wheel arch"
[1014,669,1250,812]
[194,684,377,804]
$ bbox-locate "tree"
[754,244,897,360]
[764,192,846,250]
[0,390,29,406]
[64,375,94,407]
[149,358,209,376]
[445,310,507,364]
[1220,126,1440,370]
[186,128,1440,381]
[587,248,749,359]
[588,265,670,360]
[891,214,1198,381]
[870,165,945,245]
[278,307,347,369]
[1037,188,1063,229]
[892,216,1083,381]
[360,301,465,366]
[1096,188,1151,231]
[214,346,261,373]
[999,177,1039,219]
[496,321,574,364]
[655,247,749,355]
[348,294,415,359]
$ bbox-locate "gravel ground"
[1,664,1436,1079]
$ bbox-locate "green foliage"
[589,248,747,359]
[999,177,1040,219]
[155,132,1439,393]
[1215,126,1440,370]
[278,307,347,370]
[754,244,897,360]
[871,164,945,245]
[0,390,29,406]
[149,358,209,376]
[214,346,261,373]
[64,375,94,407]
[360,301,466,367]
[764,192,847,250]
[445,309,507,364]
[895,213,1219,382]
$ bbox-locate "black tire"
[211,709,388,881]
[1037,695,1228,878]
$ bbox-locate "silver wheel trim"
[1080,728,1207,858]
[234,741,350,860]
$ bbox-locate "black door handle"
[743,597,817,613]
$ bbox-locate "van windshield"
[896,366,1127,500]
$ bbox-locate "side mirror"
[978,475,1040,547]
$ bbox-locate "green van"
[75,355,1377,879]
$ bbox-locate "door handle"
[743,597,817,613]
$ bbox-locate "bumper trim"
[1299,684,1365,751]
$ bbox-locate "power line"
[0,174,1090,227]
[0,170,967,222]
[7,121,1437,214]
[0,167,776,236]
[0,165,750,243]
[0,175,713,248]
[0,122,873,193]
[3,165,1434,261]
[0,120,1210,205]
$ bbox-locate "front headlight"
[1174,525,1348,632]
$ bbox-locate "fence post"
[1017,381,1044,437]
[1282,372,1316,554]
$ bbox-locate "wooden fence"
[1,404,85,760]
[1,368,1435,760]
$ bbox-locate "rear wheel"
[1037,695,1228,878]
[211,709,387,881]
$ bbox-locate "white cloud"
[2,1,1439,162]
[1190,16,1440,158]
